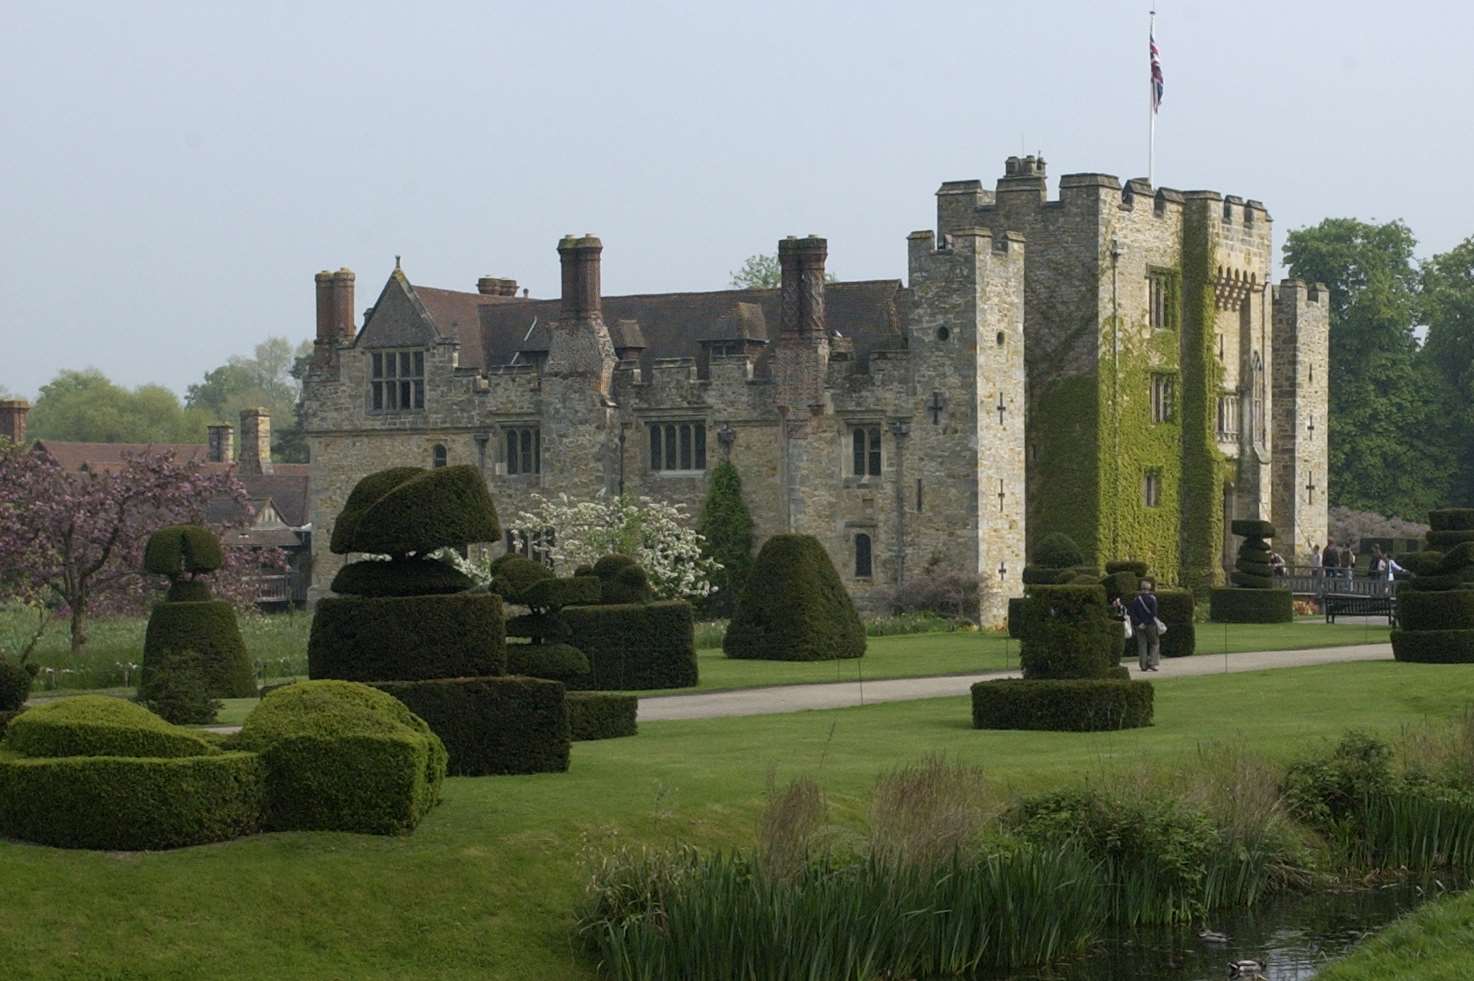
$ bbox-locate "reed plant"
[868,754,991,869]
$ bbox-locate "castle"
[301,157,1329,623]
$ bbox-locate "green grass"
[1,659,1470,980]
[1317,887,1474,980]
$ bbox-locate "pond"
[992,878,1460,980]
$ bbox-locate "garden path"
[637,643,1392,722]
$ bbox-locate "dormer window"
[370,350,425,412]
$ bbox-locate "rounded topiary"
[0,659,33,712]
[507,643,591,681]
[521,575,603,613]
[330,558,473,598]
[236,680,447,835]
[143,525,225,580]
[143,599,255,699]
[1017,585,1119,679]
[724,534,865,661]
[490,555,555,604]
[4,695,217,759]
[1230,518,1276,539]
[137,649,221,725]
[1033,533,1085,570]
[331,465,500,558]
[1105,560,1149,577]
[603,564,653,605]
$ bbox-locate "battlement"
[1273,279,1330,306]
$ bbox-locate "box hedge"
[143,600,256,699]
[0,750,266,850]
[521,575,603,612]
[0,659,33,712]
[5,695,217,759]
[0,708,25,733]
[1230,518,1276,538]
[1430,509,1474,532]
[329,466,424,553]
[1007,597,1025,638]
[724,534,864,662]
[373,676,570,776]
[1033,532,1085,569]
[330,558,473,597]
[1391,629,1474,664]
[1018,585,1119,679]
[506,612,573,641]
[566,691,638,741]
[562,601,698,690]
[236,681,446,834]
[1397,590,1474,632]
[308,592,506,682]
[971,678,1154,732]
[490,555,554,603]
[1120,590,1196,659]
[1426,530,1474,550]
[1209,587,1294,623]
[330,465,500,558]
[507,643,591,681]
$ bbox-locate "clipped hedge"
[5,695,217,759]
[490,555,555,603]
[165,580,212,603]
[0,709,25,733]
[332,465,501,558]
[1430,509,1474,532]
[1230,518,1276,538]
[563,601,698,690]
[1397,590,1474,632]
[1391,629,1474,664]
[0,659,32,711]
[507,643,591,681]
[1156,590,1197,658]
[1105,560,1149,576]
[237,681,446,834]
[601,564,654,605]
[1018,585,1118,679]
[308,592,506,682]
[1231,571,1275,589]
[567,691,638,741]
[1209,587,1294,623]
[373,676,570,776]
[506,612,573,642]
[143,600,255,699]
[1033,533,1084,569]
[971,679,1154,732]
[329,466,423,553]
[522,576,603,612]
[0,750,266,850]
[330,558,473,597]
[1101,570,1138,601]
[1006,597,1025,639]
[1426,530,1474,550]
[143,524,224,577]
[724,534,864,662]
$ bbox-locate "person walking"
[1311,543,1323,578]
[1127,579,1162,672]
[1340,542,1356,579]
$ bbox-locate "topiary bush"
[236,680,446,834]
[1209,588,1294,623]
[1390,630,1474,664]
[330,558,473,597]
[507,643,591,681]
[1006,597,1025,639]
[0,658,34,712]
[521,576,603,613]
[1033,533,1085,570]
[1155,590,1196,658]
[1396,590,1474,632]
[329,465,500,558]
[1390,508,1474,663]
[697,460,754,619]
[1210,522,1292,622]
[562,601,698,690]
[1105,560,1149,577]
[590,555,655,605]
[972,679,1154,731]
[142,599,257,699]
[1018,585,1119,680]
[1429,509,1474,532]
[490,554,555,604]
[566,691,638,741]
[372,676,569,775]
[308,592,507,682]
[5,695,217,759]
[0,708,27,734]
[143,524,224,579]
[137,649,222,725]
[724,534,864,662]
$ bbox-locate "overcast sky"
[3,0,1469,400]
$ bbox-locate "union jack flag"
[1150,30,1164,112]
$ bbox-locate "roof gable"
[358,269,441,349]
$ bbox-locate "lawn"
[1317,887,1474,980]
[1,659,1468,981]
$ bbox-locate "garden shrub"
[566,691,638,741]
[1209,587,1294,623]
[1033,532,1084,569]
[602,563,654,605]
[142,599,256,698]
[724,534,865,662]
[1282,730,1394,829]
[165,579,212,603]
[1021,566,1068,585]
[697,460,754,619]
[506,612,573,641]
[1429,508,1474,532]
[1105,560,1149,576]
[507,643,590,681]
[972,678,1154,732]
[0,658,33,712]
[1397,590,1474,632]
[373,676,570,776]
[1229,518,1276,539]
[1017,585,1119,679]
[1101,570,1138,601]
[1391,509,1474,662]
[308,592,507,682]
[330,558,473,597]
[489,554,554,603]
[5,695,217,759]
[1425,530,1474,549]
[1390,629,1474,664]
[562,601,698,689]
[1006,597,1024,639]
[137,649,222,725]
[521,575,603,612]
[0,750,265,850]
[1155,590,1197,658]
[0,708,25,733]
[143,524,225,578]
[330,465,500,558]
[236,680,447,834]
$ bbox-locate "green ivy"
[1178,205,1226,596]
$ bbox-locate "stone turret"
[774,235,830,412]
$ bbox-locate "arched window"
[432,444,447,468]
[854,533,873,578]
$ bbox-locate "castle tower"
[1271,279,1330,563]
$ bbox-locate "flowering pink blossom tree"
[0,441,282,653]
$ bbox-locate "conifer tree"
[697,460,753,618]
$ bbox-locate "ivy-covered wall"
[1178,202,1227,594]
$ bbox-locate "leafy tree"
[1420,236,1474,502]
[1283,219,1452,518]
[186,337,313,463]
[0,442,275,652]
[696,461,754,618]
[729,254,837,289]
[27,369,210,444]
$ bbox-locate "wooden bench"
[1323,592,1396,626]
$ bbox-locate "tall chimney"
[0,399,29,445]
[558,234,602,321]
[778,235,827,334]
[314,267,355,364]
[207,424,235,464]
[238,408,272,476]
[330,268,355,339]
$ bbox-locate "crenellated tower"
[1271,279,1330,562]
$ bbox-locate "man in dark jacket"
[1127,579,1161,671]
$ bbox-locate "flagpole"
[1148,9,1156,186]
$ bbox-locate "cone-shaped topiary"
[141,523,254,699]
[329,465,500,558]
[723,534,865,661]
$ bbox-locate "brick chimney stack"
[314,267,356,363]
[778,235,828,335]
[0,399,29,445]
[207,424,235,464]
[477,276,519,297]
[238,408,272,476]
[557,234,603,321]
